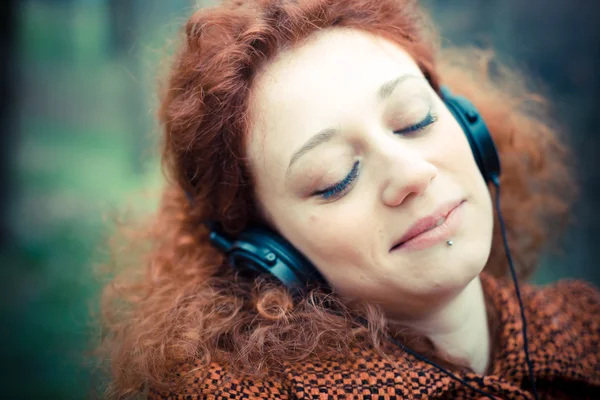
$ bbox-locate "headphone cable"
[491,176,539,399]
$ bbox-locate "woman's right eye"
[312,160,360,201]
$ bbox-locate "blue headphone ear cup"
[223,226,325,291]
[440,86,501,182]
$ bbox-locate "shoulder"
[515,277,600,334]
[148,360,291,400]
[530,280,600,378]
[528,277,600,317]
[525,277,600,382]
[488,273,600,321]
[484,274,600,387]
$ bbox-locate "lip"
[390,199,466,252]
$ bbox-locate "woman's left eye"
[394,112,438,135]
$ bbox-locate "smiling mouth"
[390,200,466,252]
[391,216,447,250]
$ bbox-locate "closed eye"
[394,112,438,135]
[313,160,360,200]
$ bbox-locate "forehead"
[246,28,424,180]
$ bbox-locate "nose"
[380,143,437,207]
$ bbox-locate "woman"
[98,0,600,398]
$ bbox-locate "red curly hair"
[97,0,575,397]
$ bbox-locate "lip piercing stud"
[447,240,454,246]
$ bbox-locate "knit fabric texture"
[149,274,600,399]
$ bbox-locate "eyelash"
[314,160,360,200]
[313,112,437,201]
[394,112,438,135]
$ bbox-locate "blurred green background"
[1,0,598,398]
[2,1,201,398]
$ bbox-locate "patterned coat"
[150,274,600,399]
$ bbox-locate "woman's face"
[246,28,494,319]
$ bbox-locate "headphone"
[205,85,501,292]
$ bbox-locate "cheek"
[474,178,494,238]
[431,103,475,158]
[434,114,494,245]
[443,124,474,161]
[433,116,484,185]
[305,212,365,258]
[293,205,377,277]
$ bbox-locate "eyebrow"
[285,74,417,177]
[286,128,338,178]
[377,74,415,102]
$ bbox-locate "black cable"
[491,176,539,400]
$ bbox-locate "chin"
[417,258,485,296]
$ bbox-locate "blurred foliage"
[2,0,598,398]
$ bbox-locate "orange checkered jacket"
[150,274,600,399]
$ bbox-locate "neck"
[399,276,491,374]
